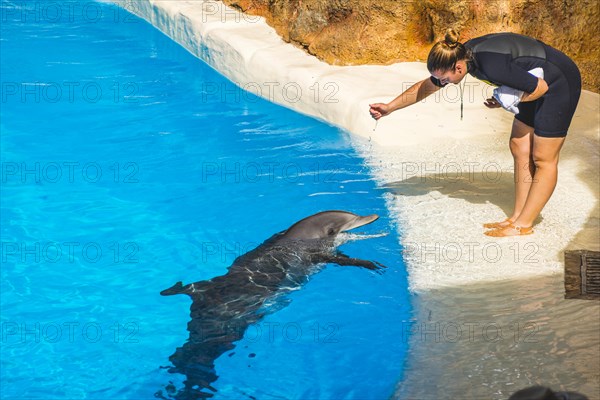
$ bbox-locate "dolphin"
[157,210,385,399]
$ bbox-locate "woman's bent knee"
[510,138,532,160]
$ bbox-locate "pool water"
[0,1,411,399]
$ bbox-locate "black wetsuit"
[430,33,581,137]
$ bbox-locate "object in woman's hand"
[492,68,544,114]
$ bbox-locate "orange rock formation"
[223,0,599,92]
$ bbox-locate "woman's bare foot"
[482,218,514,229]
[484,223,533,237]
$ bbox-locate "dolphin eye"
[327,228,335,236]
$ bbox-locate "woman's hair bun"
[444,28,460,49]
[427,28,469,72]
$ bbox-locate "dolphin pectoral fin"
[323,253,388,272]
[160,281,187,296]
[161,280,212,297]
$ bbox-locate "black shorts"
[515,47,582,137]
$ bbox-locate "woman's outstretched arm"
[369,77,441,119]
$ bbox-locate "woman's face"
[431,60,467,85]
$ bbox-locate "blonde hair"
[427,29,470,73]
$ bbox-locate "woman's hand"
[369,103,391,120]
[484,97,501,108]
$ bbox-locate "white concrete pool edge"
[110,0,600,293]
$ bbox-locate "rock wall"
[223,0,600,92]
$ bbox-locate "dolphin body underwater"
[158,210,386,399]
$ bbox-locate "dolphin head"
[282,211,379,241]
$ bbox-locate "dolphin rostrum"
[158,210,386,399]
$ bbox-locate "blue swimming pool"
[0,1,412,398]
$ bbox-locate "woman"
[369,29,582,237]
